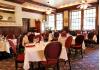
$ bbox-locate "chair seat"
[16,53,24,62]
[71,45,81,49]
[40,59,57,66]
[25,45,35,47]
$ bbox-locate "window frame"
[47,14,55,30]
[56,13,63,30]
[83,7,96,30]
[69,10,81,30]
[69,7,97,31]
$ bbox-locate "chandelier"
[77,0,91,9]
[45,2,55,14]
[46,8,52,14]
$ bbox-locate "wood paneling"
[22,18,30,33]
[0,18,30,37]
[0,26,22,37]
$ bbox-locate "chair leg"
[68,58,71,70]
[81,49,83,58]
[30,62,34,70]
[65,54,71,70]
[15,61,18,70]
[57,62,59,70]
[68,53,71,70]
[65,49,71,70]
[45,67,48,70]
[38,62,41,70]
[75,49,77,55]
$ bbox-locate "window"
[47,14,55,30]
[56,13,63,30]
[83,8,96,30]
[70,10,81,30]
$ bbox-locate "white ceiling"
[32,0,97,8]
[0,0,98,12]
[22,0,98,12]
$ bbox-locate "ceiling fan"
[77,0,91,9]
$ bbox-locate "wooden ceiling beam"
[0,9,14,13]
[5,0,57,9]
[5,0,26,4]
[0,5,45,14]
[57,2,99,12]
[0,5,14,10]
[22,8,45,14]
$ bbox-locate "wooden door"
[22,18,30,33]
[35,20,41,32]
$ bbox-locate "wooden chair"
[65,36,73,70]
[6,34,15,39]
[84,32,96,47]
[8,39,16,56]
[61,31,67,37]
[39,42,62,70]
[34,35,42,43]
[8,39,24,70]
[71,35,84,58]
[53,31,59,41]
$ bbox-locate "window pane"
[47,14,55,30]
[56,13,63,30]
[83,8,96,30]
[70,10,81,30]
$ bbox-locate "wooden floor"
[0,45,99,70]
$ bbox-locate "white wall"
[0,12,15,21]
[22,11,43,27]
[22,11,43,20]
[0,0,44,27]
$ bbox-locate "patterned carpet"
[0,45,99,70]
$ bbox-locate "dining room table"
[0,38,10,53]
[23,35,87,70]
[23,41,68,70]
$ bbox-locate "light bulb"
[83,4,88,9]
[46,9,52,14]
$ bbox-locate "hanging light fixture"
[46,8,52,14]
[77,0,91,9]
[45,2,54,14]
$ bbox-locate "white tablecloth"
[23,42,68,70]
[58,36,86,50]
[0,39,10,53]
